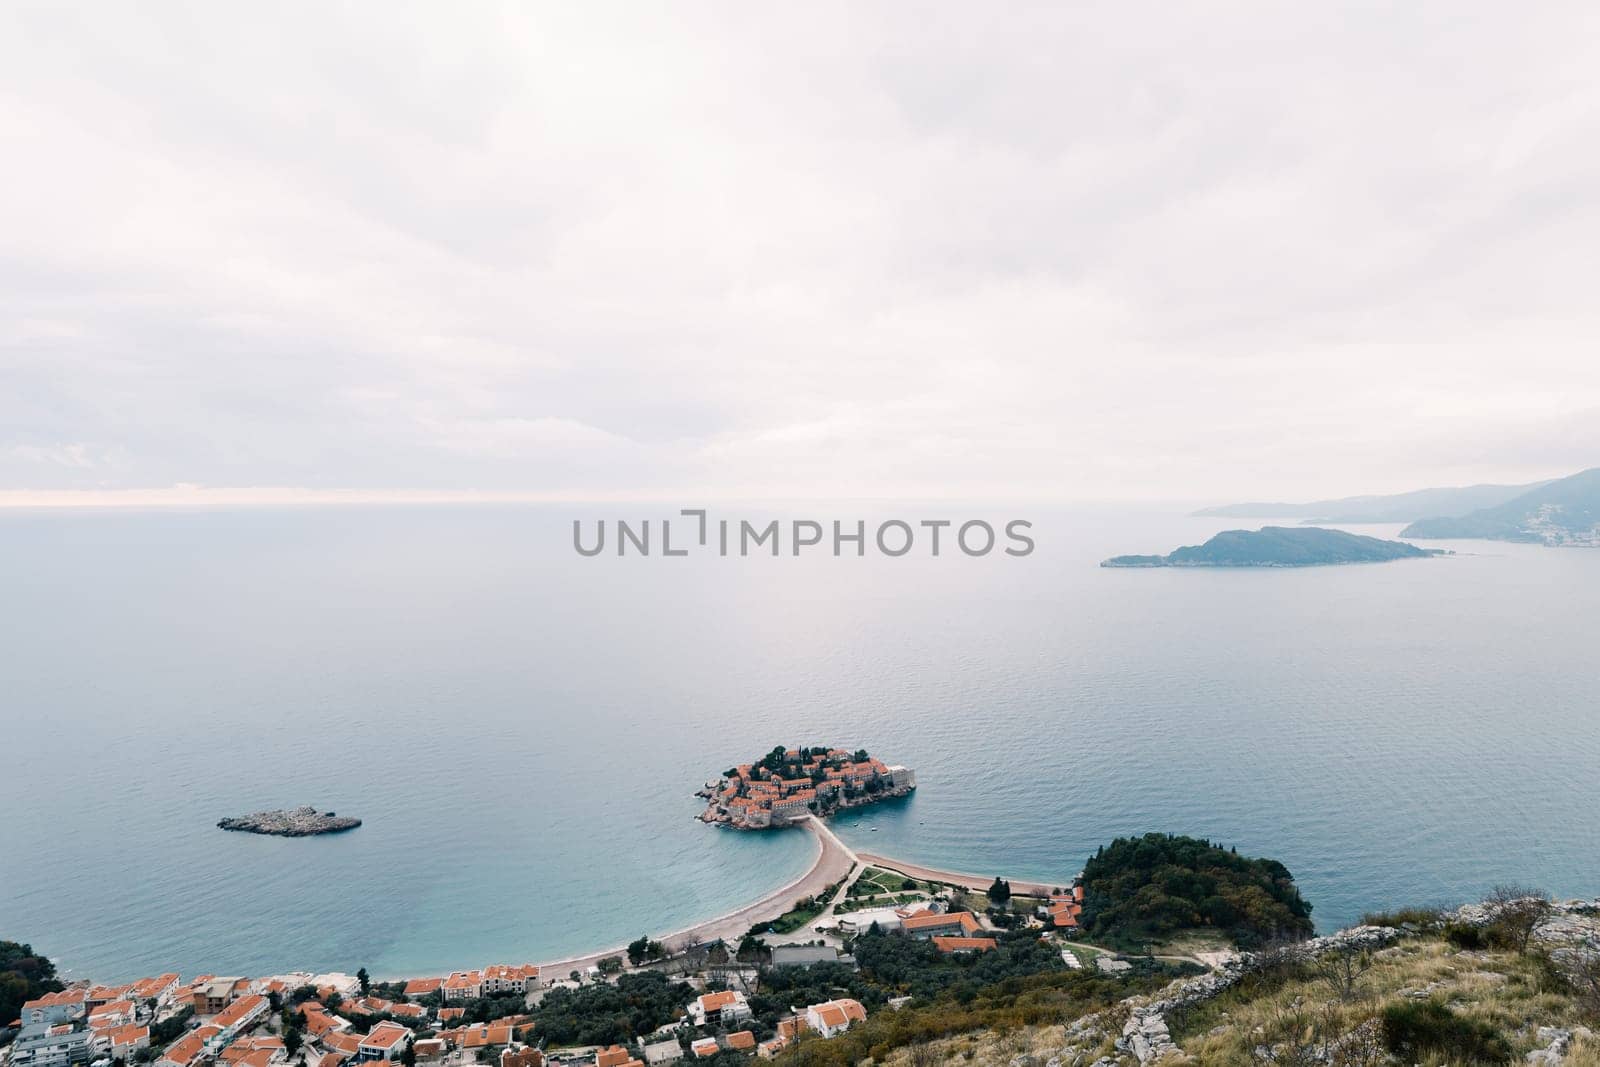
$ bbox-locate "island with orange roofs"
[696,745,916,829]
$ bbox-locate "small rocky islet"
[216,805,361,836]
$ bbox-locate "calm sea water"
[3,505,1597,983]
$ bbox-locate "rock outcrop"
[217,806,361,836]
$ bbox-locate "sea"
[3,503,1597,983]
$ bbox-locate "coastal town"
[696,747,916,830]
[2,838,1094,1067]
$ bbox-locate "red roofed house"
[401,978,442,998]
[21,989,87,1027]
[594,1047,633,1067]
[103,1025,151,1058]
[440,972,482,1002]
[208,995,268,1051]
[931,936,998,954]
[85,986,133,1010]
[158,1026,222,1067]
[902,911,982,939]
[130,975,182,1005]
[803,999,865,1040]
[480,966,538,995]
[689,1038,719,1060]
[357,1023,412,1062]
[687,990,750,1028]
[320,1033,364,1058]
[723,1031,755,1052]
[88,1000,136,1030]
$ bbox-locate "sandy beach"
[533,821,1082,979]
[537,816,858,977]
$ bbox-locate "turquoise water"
[3,505,1597,982]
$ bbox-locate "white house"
[804,999,866,1040]
[686,990,751,1028]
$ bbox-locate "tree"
[0,942,62,1028]
[1486,885,1550,954]
[400,1038,416,1067]
[283,1028,303,1059]
[357,968,370,995]
[598,956,624,975]
[986,877,1011,905]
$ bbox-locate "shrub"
[1445,923,1488,950]
[1380,1000,1511,1064]
[1361,906,1444,929]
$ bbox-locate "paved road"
[855,851,1072,898]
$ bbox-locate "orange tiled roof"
[724,1031,755,1050]
[360,1023,412,1051]
[24,989,87,1010]
[402,978,442,996]
[161,1026,222,1067]
[130,975,181,999]
[697,991,739,1012]
[903,911,981,934]
[932,936,998,953]
[321,1033,362,1056]
[105,1025,149,1048]
[595,1047,632,1067]
[213,994,265,1030]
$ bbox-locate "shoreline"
[527,823,1075,980]
[533,816,856,978]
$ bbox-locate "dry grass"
[1175,939,1591,1064]
[870,935,1597,1065]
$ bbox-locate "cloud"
[2,2,1598,503]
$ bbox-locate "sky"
[3,2,1600,505]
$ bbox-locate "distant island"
[1401,466,1600,546]
[698,745,915,829]
[1102,526,1445,568]
[217,806,361,836]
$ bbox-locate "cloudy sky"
[3,3,1599,504]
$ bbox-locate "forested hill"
[1080,833,1314,948]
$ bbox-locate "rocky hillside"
[879,897,1600,1066]
[1402,467,1600,546]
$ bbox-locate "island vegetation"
[1101,526,1444,568]
[1079,832,1314,949]
[699,745,915,829]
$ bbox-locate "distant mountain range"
[1400,467,1600,545]
[1102,526,1445,568]
[1194,481,1551,523]
[1196,467,1600,547]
